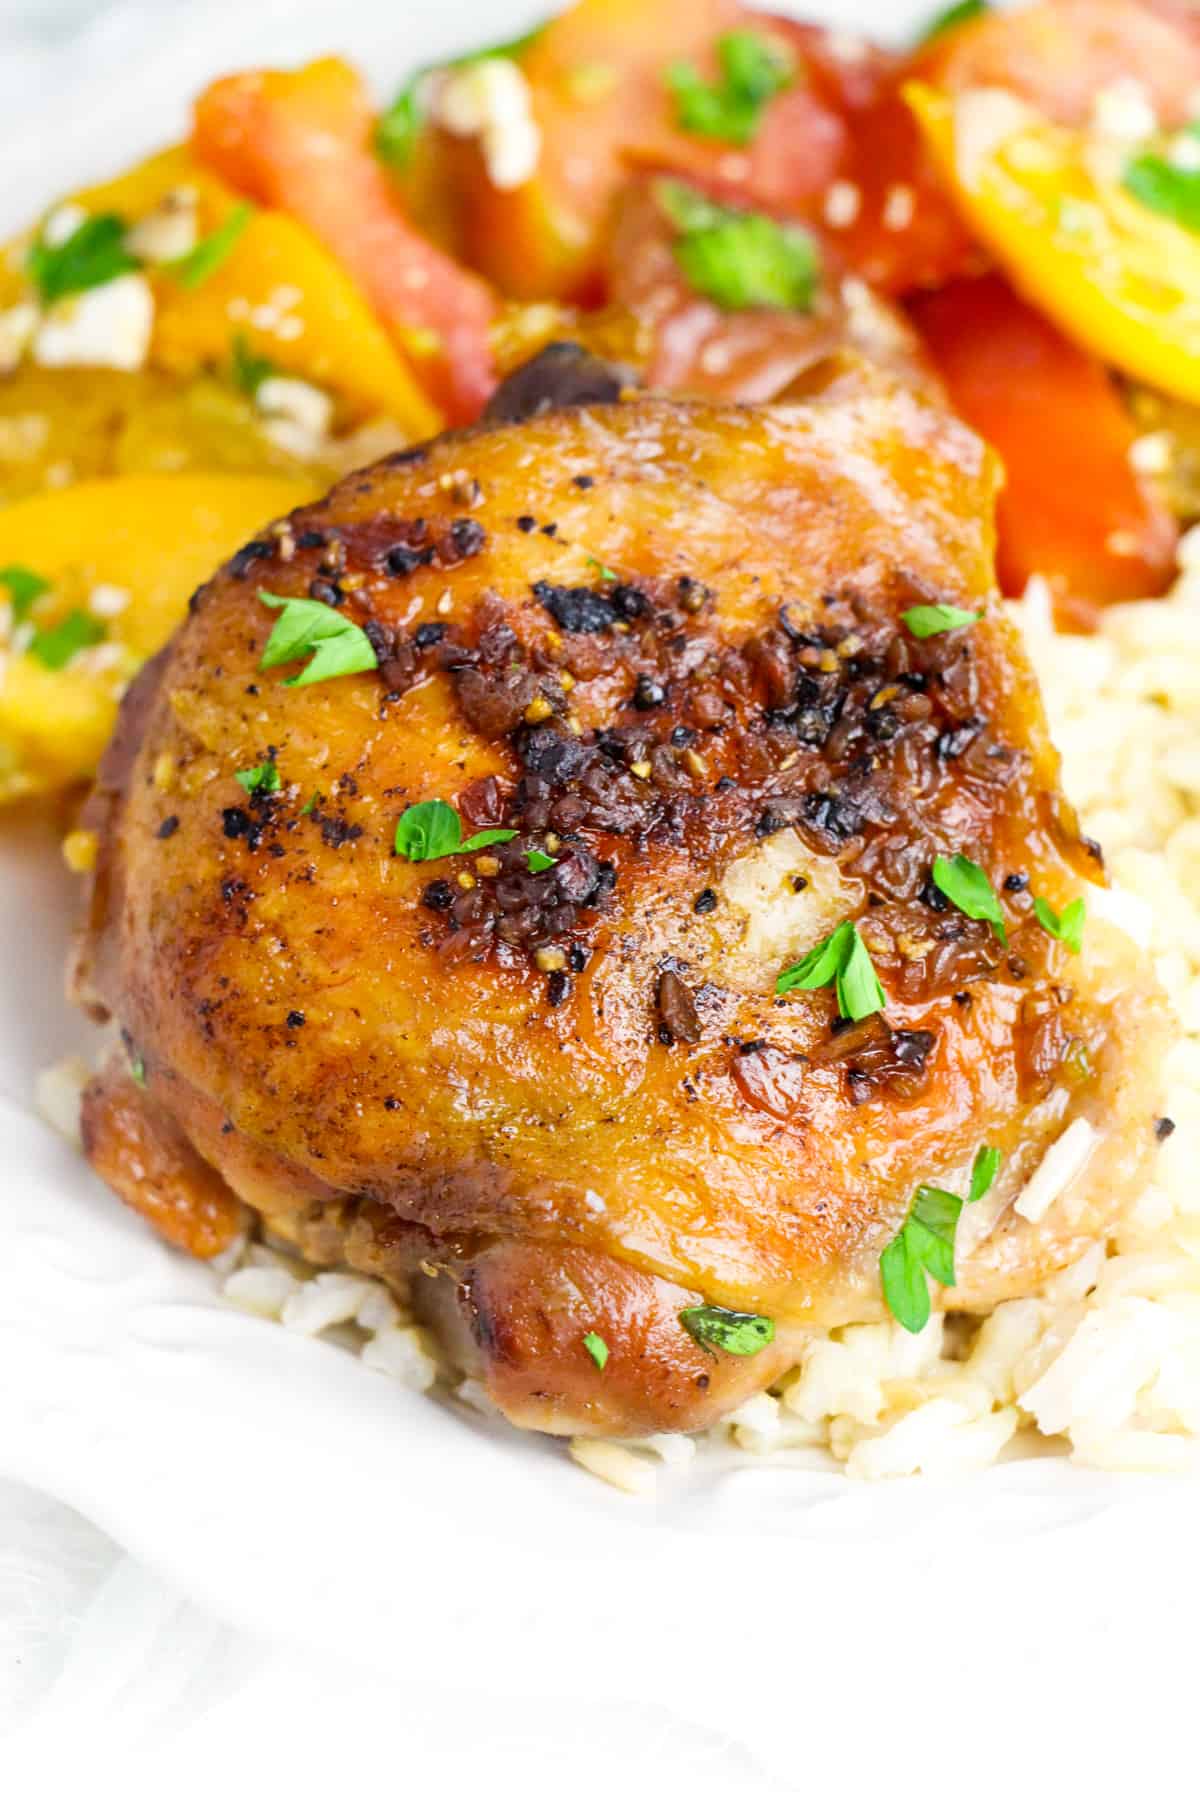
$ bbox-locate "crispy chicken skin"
[72,372,1171,1438]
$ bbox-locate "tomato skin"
[911,273,1178,602]
[917,0,1200,126]
[453,1,972,302]
[192,59,497,423]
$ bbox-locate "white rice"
[41,552,1200,1496]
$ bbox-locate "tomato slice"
[918,0,1200,127]
[911,272,1178,601]
[193,58,497,423]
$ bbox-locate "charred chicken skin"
[73,366,1169,1438]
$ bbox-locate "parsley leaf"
[968,1143,1001,1206]
[916,0,989,47]
[526,848,557,872]
[0,563,50,621]
[583,1331,609,1370]
[881,1145,1001,1332]
[666,29,794,147]
[879,1228,930,1335]
[375,22,547,169]
[235,760,281,797]
[1033,894,1086,954]
[657,179,819,312]
[258,590,378,687]
[130,1053,147,1087]
[1124,153,1200,235]
[394,798,516,862]
[901,602,982,638]
[231,333,278,398]
[932,852,1007,946]
[586,557,618,583]
[169,202,254,290]
[776,918,886,1022]
[28,609,104,670]
[462,828,518,853]
[28,212,140,304]
[679,1304,775,1356]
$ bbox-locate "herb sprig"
[916,0,989,47]
[1033,894,1086,954]
[776,918,887,1022]
[394,798,516,862]
[880,1145,1001,1333]
[169,203,254,290]
[902,601,982,638]
[28,610,104,670]
[680,1303,775,1357]
[657,179,819,313]
[258,590,378,687]
[235,761,281,797]
[932,852,1007,946]
[231,333,278,398]
[28,212,140,303]
[666,29,794,147]
[1124,140,1200,236]
[0,564,50,621]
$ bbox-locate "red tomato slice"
[911,273,1178,602]
[918,0,1200,127]
[193,58,497,423]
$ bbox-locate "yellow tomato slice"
[19,146,442,437]
[907,80,1200,405]
[0,472,311,801]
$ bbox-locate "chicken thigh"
[73,364,1170,1437]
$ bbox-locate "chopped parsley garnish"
[666,29,794,147]
[1032,894,1086,954]
[657,179,819,313]
[932,852,1007,946]
[916,0,989,46]
[130,1053,147,1087]
[28,212,140,304]
[0,563,50,621]
[375,22,547,169]
[776,918,886,1022]
[258,590,378,687]
[880,1145,1001,1333]
[901,602,982,638]
[231,333,278,398]
[526,848,557,872]
[168,202,254,290]
[394,798,516,862]
[235,760,281,797]
[1124,152,1200,236]
[968,1144,1001,1205]
[28,609,104,670]
[586,557,618,582]
[679,1303,775,1357]
[583,1331,609,1370]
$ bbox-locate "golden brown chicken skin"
[72,374,1170,1438]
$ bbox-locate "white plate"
[1,1,1196,1781]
